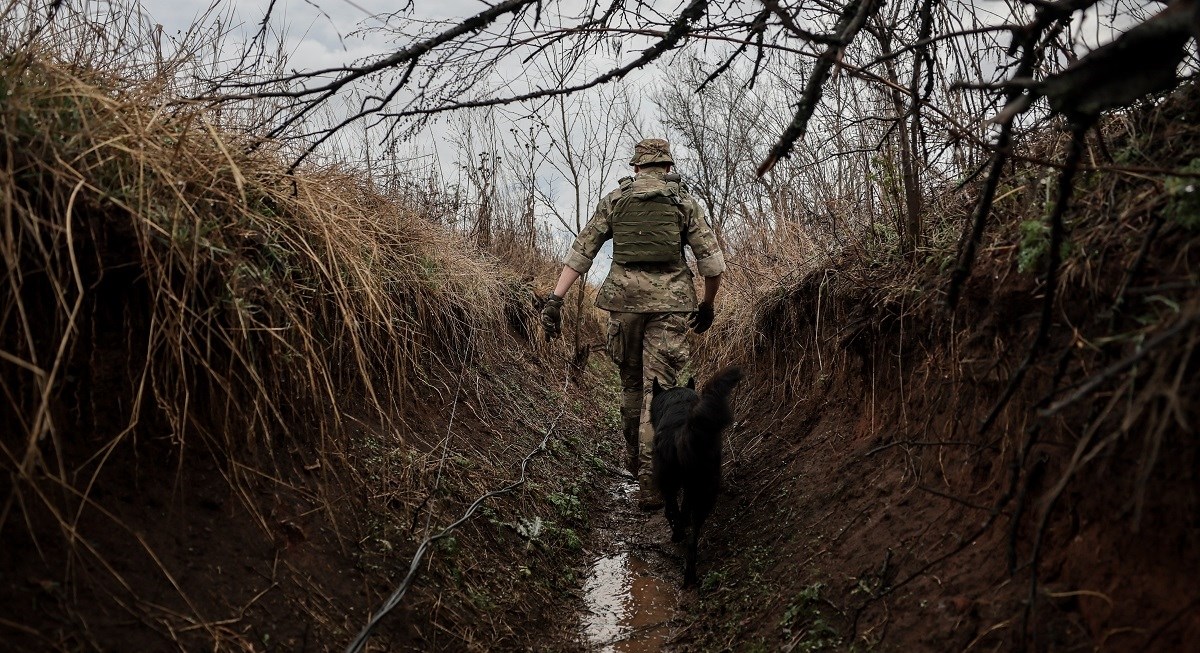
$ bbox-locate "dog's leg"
[662,486,684,542]
[683,510,702,587]
[672,491,691,544]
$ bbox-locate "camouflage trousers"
[605,311,691,482]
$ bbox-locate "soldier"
[540,138,726,510]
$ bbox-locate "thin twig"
[345,364,572,653]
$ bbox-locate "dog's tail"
[703,366,743,401]
[691,366,743,430]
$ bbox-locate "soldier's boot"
[622,416,640,477]
[637,474,664,511]
[635,403,662,511]
[638,415,667,513]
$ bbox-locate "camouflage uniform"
[562,140,726,489]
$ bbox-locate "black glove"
[690,301,714,334]
[540,293,564,340]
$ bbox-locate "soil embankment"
[0,59,612,652]
[672,89,1200,651]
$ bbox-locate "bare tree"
[209,0,1179,265]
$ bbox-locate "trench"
[577,477,687,652]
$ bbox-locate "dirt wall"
[679,90,1200,652]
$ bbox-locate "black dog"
[650,366,743,587]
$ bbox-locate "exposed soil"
[668,128,1200,652]
[0,355,617,652]
[671,275,1199,651]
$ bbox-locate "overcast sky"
[133,0,658,274]
[130,0,1149,170]
[126,0,1152,279]
[137,0,414,80]
[133,0,1146,70]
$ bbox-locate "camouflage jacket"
[564,167,726,313]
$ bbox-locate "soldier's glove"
[690,301,714,334]
[540,293,564,340]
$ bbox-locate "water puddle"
[580,480,678,652]
[581,551,675,651]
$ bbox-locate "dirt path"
[576,474,692,652]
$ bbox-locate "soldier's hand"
[690,301,714,334]
[540,293,564,340]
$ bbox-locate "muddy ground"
[578,474,684,653]
[5,243,1197,653]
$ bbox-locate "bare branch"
[756,0,883,176]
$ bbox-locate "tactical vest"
[610,175,685,265]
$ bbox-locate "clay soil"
[670,107,1200,650]
[0,347,618,652]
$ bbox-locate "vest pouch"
[606,319,624,366]
[611,187,685,265]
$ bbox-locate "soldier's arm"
[682,197,725,305]
[700,272,722,304]
[551,194,615,297]
[684,198,726,279]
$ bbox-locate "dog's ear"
[686,376,696,390]
[652,377,663,397]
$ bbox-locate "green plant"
[1016,218,1074,273]
[780,582,842,652]
[547,490,584,522]
[744,640,770,653]
[1017,219,1049,273]
[546,524,582,551]
[701,568,727,592]
[1164,158,1200,229]
[467,586,495,610]
[453,454,476,469]
[601,401,622,432]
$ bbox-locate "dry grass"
[0,40,608,647]
[0,53,533,472]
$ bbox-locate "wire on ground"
[345,365,571,653]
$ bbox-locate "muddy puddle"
[579,479,682,652]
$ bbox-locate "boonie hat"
[629,138,674,166]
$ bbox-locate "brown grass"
[0,41,608,648]
[0,53,531,475]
